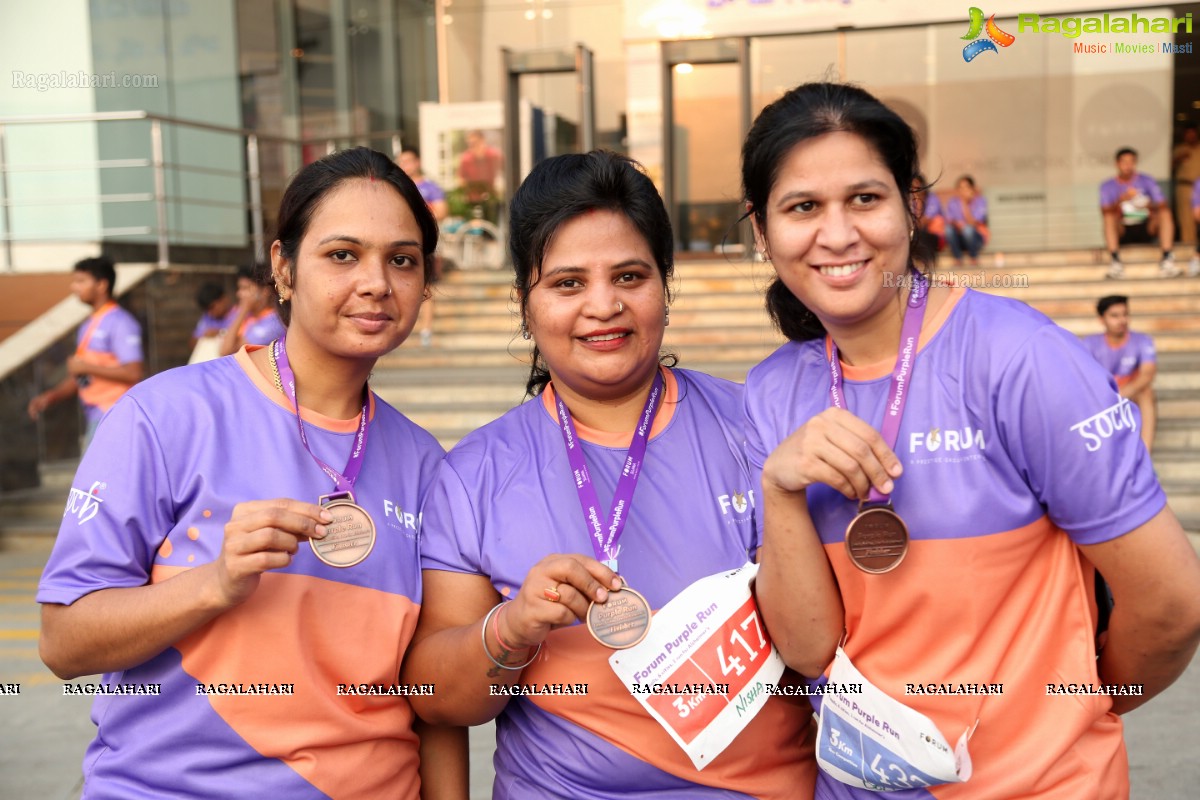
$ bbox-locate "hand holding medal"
[494,554,625,657]
[212,498,333,608]
[763,270,928,574]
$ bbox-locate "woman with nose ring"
[403,151,838,798]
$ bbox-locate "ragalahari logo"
[962,7,1016,61]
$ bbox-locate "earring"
[664,306,670,327]
[277,296,284,305]
[520,320,531,341]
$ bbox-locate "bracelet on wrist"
[481,602,541,671]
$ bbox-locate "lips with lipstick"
[579,328,632,348]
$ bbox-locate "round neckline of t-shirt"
[1104,333,1130,350]
[234,345,375,433]
[827,285,967,383]
[538,366,680,449]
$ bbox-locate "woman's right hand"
[762,407,902,501]
[213,499,333,608]
[497,555,623,649]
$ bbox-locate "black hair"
[1115,147,1138,161]
[1097,295,1128,316]
[73,256,116,296]
[195,282,226,310]
[509,150,675,396]
[399,145,420,159]
[235,263,272,287]
[273,146,439,325]
[741,82,931,342]
[956,175,976,189]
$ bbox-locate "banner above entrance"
[623,0,1180,41]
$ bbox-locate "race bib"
[608,562,783,770]
[816,647,973,791]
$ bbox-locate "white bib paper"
[608,562,783,770]
[816,647,973,791]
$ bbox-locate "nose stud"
[615,301,624,313]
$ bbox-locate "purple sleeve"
[1135,332,1157,365]
[971,195,988,223]
[923,193,942,219]
[742,381,773,550]
[192,316,208,339]
[1192,178,1200,210]
[944,197,963,224]
[418,459,485,574]
[37,397,173,605]
[995,325,1165,545]
[1099,179,1119,208]
[419,180,446,205]
[1138,174,1164,204]
[264,312,286,342]
[110,312,144,364]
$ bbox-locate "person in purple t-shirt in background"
[27,256,144,445]
[1082,294,1159,452]
[1100,147,1178,279]
[1190,177,1200,276]
[397,146,448,347]
[944,175,988,267]
[190,282,235,347]
[188,282,236,364]
[912,173,945,257]
[219,263,286,356]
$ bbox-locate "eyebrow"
[540,259,655,279]
[316,234,422,248]
[775,179,893,205]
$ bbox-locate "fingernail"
[880,480,894,494]
[889,463,903,477]
[595,588,608,602]
[611,577,622,589]
[320,510,334,522]
[313,524,327,539]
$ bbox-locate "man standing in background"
[1171,124,1200,276]
[27,256,143,446]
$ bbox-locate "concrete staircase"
[3,248,1198,538]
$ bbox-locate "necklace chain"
[267,341,283,393]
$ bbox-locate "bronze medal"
[311,492,376,568]
[845,503,909,574]
[587,584,652,649]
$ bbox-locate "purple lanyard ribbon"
[273,335,370,494]
[827,271,929,505]
[554,370,665,572]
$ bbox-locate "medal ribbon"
[272,335,370,493]
[554,370,664,571]
[827,271,929,505]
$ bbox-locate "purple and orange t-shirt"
[744,288,1164,800]
[38,348,444,799]
[75,302,142,422]
[1082,331,1156,388]
[420,367,816,800]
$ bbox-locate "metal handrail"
[0,111,407,271]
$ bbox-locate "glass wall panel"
[671,62,742,252]
[750,32,839,116]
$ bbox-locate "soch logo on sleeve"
[64,481,106,525]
